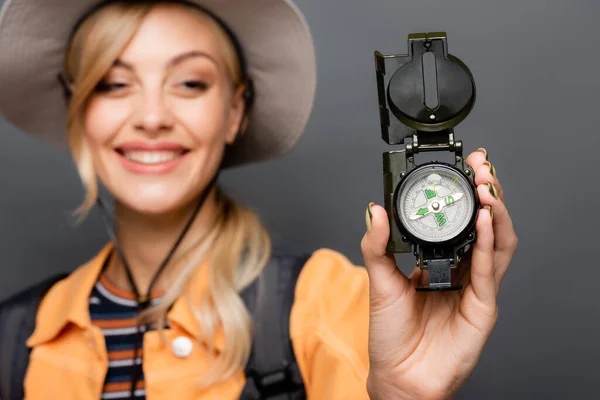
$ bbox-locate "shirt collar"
[27,242,225,352]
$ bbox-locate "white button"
[172,336,193,358]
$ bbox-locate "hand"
[361,149,518,400]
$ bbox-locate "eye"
[95,81,129,92]
[181,80,208,90]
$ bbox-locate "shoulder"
[290,248,370,389]
[0,275,67,400]
[269,246,369,321]
[295,248,368,298]
[0,273,70,343]
[0,273,69,359]
[293,249,369,324]
[2,243,112,347]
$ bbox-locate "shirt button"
[172,336,193,358]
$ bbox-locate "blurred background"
[1,0,599,398]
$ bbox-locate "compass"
[375,32,479,291]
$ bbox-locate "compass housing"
[376,32,479,291]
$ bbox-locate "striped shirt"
[89,275,165,400]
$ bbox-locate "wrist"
[367,371,457,400]
[366,372,412,400]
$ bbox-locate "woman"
[0,0,517,399]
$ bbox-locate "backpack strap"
[239,252,310,400]
[0,274,67,400]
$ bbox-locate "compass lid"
[375,32,476,144]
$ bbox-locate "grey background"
[0,0,598,398]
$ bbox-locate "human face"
[84,4,245,215]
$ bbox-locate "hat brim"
[0,0,316,168]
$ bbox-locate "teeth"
[123,151,181,164]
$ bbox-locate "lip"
[115,141,189,175]
[115,141,188,152]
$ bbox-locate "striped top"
[89,275,165,400]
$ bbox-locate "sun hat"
[0,0,317,168]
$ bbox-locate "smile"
[115,142,190,175]
[122,150,185,165]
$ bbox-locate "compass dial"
[397,165,476,243]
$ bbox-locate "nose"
[132,89,175,135]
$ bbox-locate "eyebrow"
[113,50,218,70]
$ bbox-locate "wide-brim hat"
[0,0,316,168]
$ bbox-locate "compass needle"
[410,207,430,220]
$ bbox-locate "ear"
[225,84,248,145]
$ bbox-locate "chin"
[119,197,181,216]
[125,200,183,216]
[113,185,197,217]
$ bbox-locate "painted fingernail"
[486,181,498,199]
[477,148,488,161]
[365,202,374,232]
[483,161,497,178]
[484,205,493,221]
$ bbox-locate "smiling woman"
[0,1,322,398]
[0,0,518,399]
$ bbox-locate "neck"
[104,188,219,297]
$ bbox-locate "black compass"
[375,32,480,291]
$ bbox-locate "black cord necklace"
[95,172,219,399]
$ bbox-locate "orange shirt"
[24,243,371,399]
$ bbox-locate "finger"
[477,183,517,254]
[474,161,504,202]
[477,184,518,288]
[467,206,496,307]
[465,148,488,174]
[361,203,411,309]
[466,148,505,202]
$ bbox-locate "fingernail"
[484,205,493,221]
[477,148,488,161]
[486,181,498,199]
[365,202,374,232]
[483,161,497,178]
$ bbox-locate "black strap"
[239,252,309,400]
[0,274,68,400]
[95,171,219,400]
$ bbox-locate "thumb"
[361,202,411,309]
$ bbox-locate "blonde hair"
[64,1,270,387]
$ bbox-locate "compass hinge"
[406,130,463,158]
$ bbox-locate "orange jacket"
[24,243,371,399]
